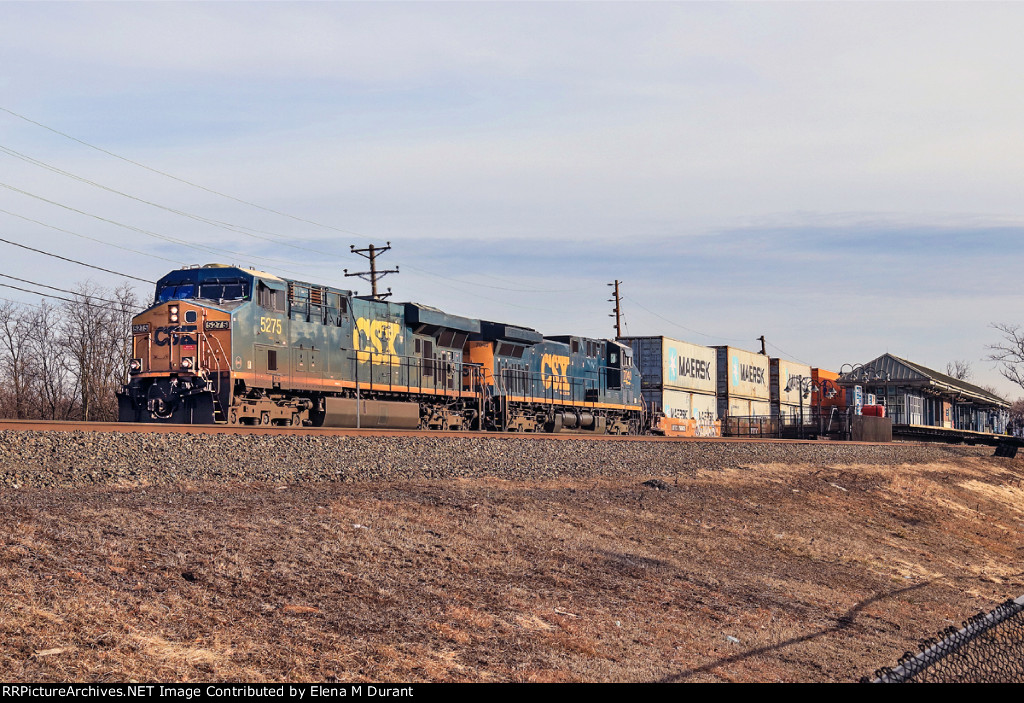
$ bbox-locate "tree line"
[0,283,139,422]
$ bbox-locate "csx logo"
[353,317,401,366]
[153,325,197,347]
[541,353,570,394]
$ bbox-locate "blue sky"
[2,2,1024,397]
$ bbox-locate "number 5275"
[260,317,282,335]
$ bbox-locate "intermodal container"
[622,336,716,395]
[811,368,846,410]
[714,346,770,418]
[770,358,813,421]
[642,388,718,426]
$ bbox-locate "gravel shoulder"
[1,431,1021,682]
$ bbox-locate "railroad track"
[0,418,902,445]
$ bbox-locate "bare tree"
[945,359,973,381]
[1008,398,1024,436]
[0,282,141,421]
[0,301,37,418]
[61,282,140,421]
[27,301,75,420]
[988,323,1024,391]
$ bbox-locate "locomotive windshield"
[156,277,250,303]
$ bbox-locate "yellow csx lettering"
[259,316,282,335]
[541,353,570,394]
[353,317,401,366]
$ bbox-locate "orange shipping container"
[811,368,846,410]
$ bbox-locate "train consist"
[117,265,645,434]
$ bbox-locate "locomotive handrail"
[344,350,485,400]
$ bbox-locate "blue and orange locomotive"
[117,264,644,433]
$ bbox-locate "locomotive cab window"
[199,278,249,302]
[157,281,195,303]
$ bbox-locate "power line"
[0,143,347,258]
[766,340,813,367]
[0,207,187,265]
[0,273,140,308]
[396,259,593,294]
[1,107,597,296]
[0,233,153,283]
[0,281,142,313]
[0,181,314,276]
[0,105,367,236]
[623,295,749,344]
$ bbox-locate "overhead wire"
[0,143,348,257]
[0,233,153,283]
[0,181,315,276]
[0,273,141,308]
[0,105,367,236]
[2,107,593,295]
[395,259,594,294]
[623,295,750,344]
[766,341,813,366]
[0,280,143,313]
[0,207,187,265]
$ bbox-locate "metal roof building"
[837,353,1010,433]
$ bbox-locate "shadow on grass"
[658,580,936,682]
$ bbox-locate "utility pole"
[608,280,623,338]
[345,242,399,300]
[757,335,767,355]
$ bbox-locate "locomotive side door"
[606,344,622,391]
[255,344,287,389]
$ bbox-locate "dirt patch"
[1,453,1022,682]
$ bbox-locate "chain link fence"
[864,596,1024,683]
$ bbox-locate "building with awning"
[836,353,1010,433]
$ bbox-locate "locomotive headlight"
[169,304,179,323]
[180,357,194,371]
[129,358,142,374]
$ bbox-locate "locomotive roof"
[163,265,285,284]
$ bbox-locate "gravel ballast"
[0,430,995,489]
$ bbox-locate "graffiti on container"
[694,410,717,438]
[541,353,570,394]
[353,317,401,365]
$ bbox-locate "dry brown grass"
[1,453,1023,682]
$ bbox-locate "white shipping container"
[715,346,770,401]
[642,388,717,423]
[770,358,814,406]
[719,396,772,418]
[624,336,716,394]
[773,402,813,423]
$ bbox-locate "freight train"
[117,264,645,433]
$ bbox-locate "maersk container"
[770,358,813,408]
[622,336,716,395]
[714,346,770,402]
[772,402,813,424]
[719,396,772,419]
[642,388,717,424]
